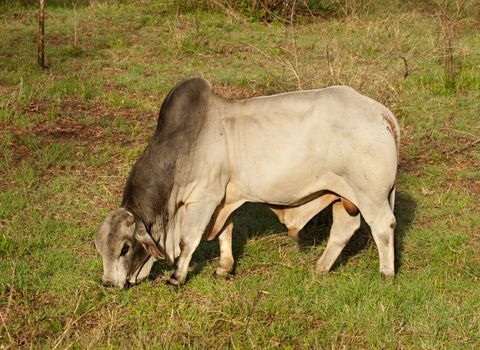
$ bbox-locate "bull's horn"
[125,210,135,226]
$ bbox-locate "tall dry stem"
[73,0,78,47]
[437,0,466,91]
[38,0,45,68]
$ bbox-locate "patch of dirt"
[34,118,104,144]
[464,178,480,202]
[5,97,155,149]
[21,99,49,115]
[470,231,480,250]
[398,125,421,172]
[2,133,35,163]
[59,97,148,121]
[442,151,480,202]
[399,123,480,176]
[217,44,255,56]
[0,97,156,192]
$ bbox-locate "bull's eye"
[120,244,130,256]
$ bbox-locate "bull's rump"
[223,86,398,205]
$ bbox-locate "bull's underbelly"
[230,162,351,206]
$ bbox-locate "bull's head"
[95,208,165,289]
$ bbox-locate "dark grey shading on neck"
[121,78,212,236]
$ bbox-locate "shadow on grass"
[392,192,417,272]
[189,203,286,281]
[149,203,288,283]
[150,192,416,283]
[149,203,286,283]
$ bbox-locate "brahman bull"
[95,78,399,288]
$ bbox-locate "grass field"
[0,0,479,348]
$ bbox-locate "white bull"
[95,78,399,288]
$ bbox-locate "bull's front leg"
[167,201,219,286]
[167,235,202,286]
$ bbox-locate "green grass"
[1,0,479,348]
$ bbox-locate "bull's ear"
[134,223,165,260]
[124,211,135,226]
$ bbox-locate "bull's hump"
[161,78,212,110]
[167,77,211,103]
[156,78,213,133]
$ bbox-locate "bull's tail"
[382,110,400,212]
[389,185,396,211]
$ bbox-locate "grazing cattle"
[95,78,399,289]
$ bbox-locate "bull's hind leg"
[316,201,360,273]
[362,202,396,277]
[215,219,234,277]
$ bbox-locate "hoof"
[315,265,330,274]
[166,277,179,286]
[380,266,395,279]
[213,269,233,280]
[166,276,182,286]
[381,271,395,279]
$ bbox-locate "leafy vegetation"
[0,0,479,348]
